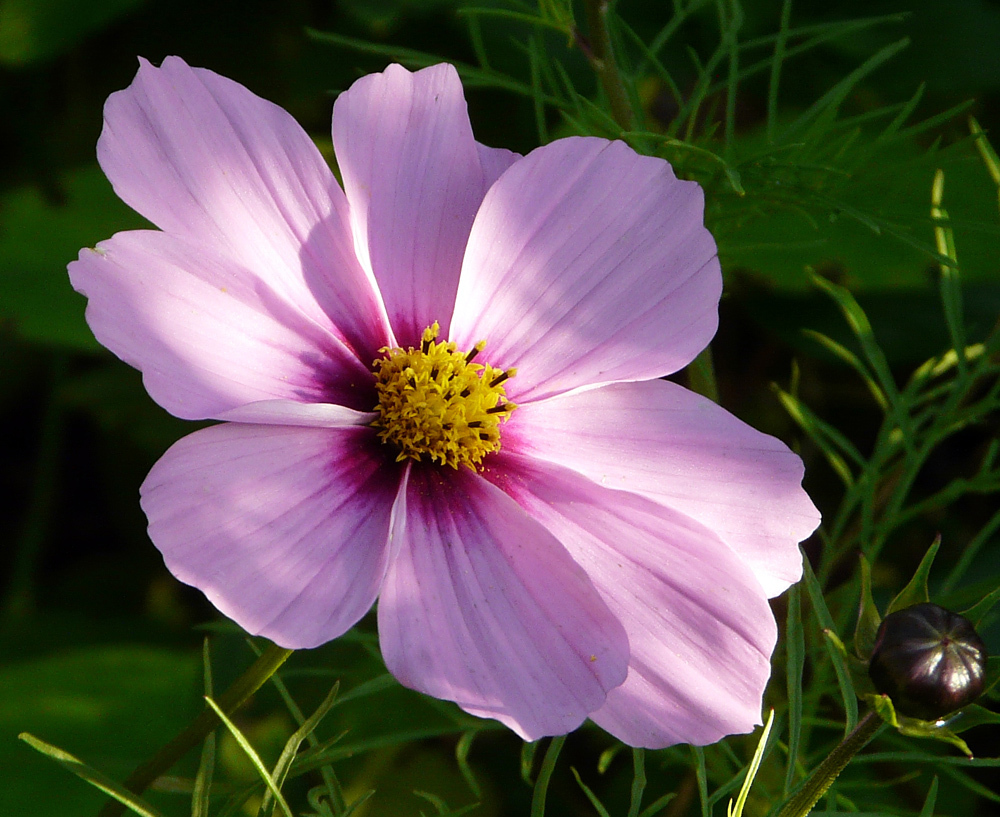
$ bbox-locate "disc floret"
[372,322,517,470]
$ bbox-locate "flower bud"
[868,602,988,721]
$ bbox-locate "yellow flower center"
[371,322,517,470]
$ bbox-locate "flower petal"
[69,230,376,419]
[513,380,820,596]
[98,56,388,362]
[140,423,399,649]
[377,465,629,740]
[333,63,516,347]
[491,454,777,747]
[477,143,520,186]
[449,137,721,402]
[216,401,375,426]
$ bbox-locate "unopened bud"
[868,602,987,721]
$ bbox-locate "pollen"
[371,322,517,470]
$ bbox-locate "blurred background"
[2,0,999,814]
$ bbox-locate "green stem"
[583,0,634,131]
[775,710,883,817]
[98,643,294,817]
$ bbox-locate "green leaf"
[887,537,940,614]
[854,555,883,660]
[803,558,859,730]
[0,165,148,349]
[258,682,340,817]
[530,736,565,817]
[455,731,481,799]
[799,330,887,411]
[628,748,646,817]
[784,583,804,797]
[782,37,911,142]
[930,168,967,365]
[727,710,775,817]
[918,777,939,817]
[204,696,294,817]
[638,792,678,817]
[520,740,540,786]
[18,734,166,817]
[970,117,1000,189]
[413,790,479,817]
[692,745,710,817]
[809,272,901,412]
[192,641,217,817]
[772,383,861,486]
[940,704,1000,735]
[867,694,973,757]
[976,656,1000,698]
[570,768,613,817]
[961,583,1000,628]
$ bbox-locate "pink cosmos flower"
[69,57,820,747]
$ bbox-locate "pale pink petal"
[491,454,776,747]
[140,423,399,649]
[332,63,512,347]
[99,56,389,362]
[477,143,520,187]
[69,231,376,419]
[378,465,629,740]
[449,137,721,402]
[512,380,820,597]
[217,401,375,426]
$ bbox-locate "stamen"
[465,341,486,363]
[370,325,517,470]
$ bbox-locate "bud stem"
[775,710,883,817]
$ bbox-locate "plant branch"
[775,710,883,817]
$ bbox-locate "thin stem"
[774,710,883,817]
[583,0,634,131]
[98,643,294,817]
